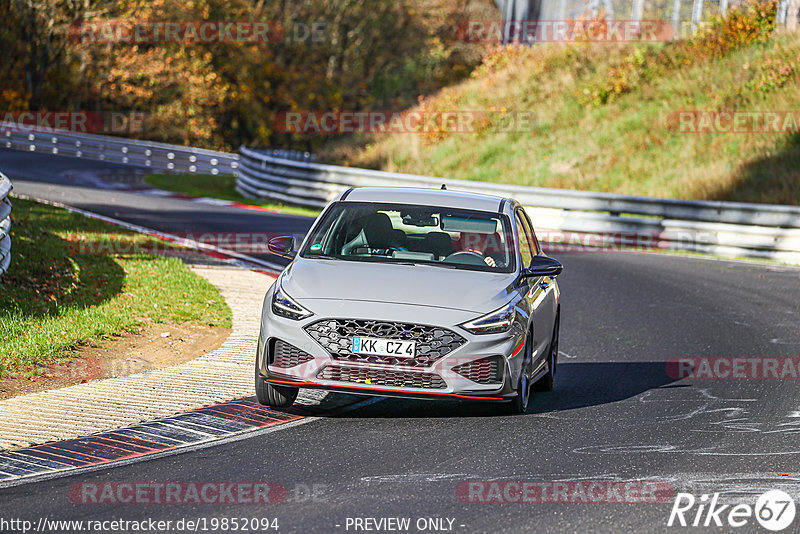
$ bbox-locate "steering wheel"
[444,251,487,266]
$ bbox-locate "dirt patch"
[0,323,231,401]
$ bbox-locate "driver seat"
[423,232,453,259]
[342,213,400,254]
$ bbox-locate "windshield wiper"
[426,262,458,269]
[395,260,459,269]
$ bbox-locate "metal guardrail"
[3,123,797,264]
[0,172,12,279]
[1,124,239,175]
[237,145,800,264]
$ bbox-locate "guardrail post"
[671,0,682,39]
[691,0,704,33]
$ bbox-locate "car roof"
[339,187,510,213]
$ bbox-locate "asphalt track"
[2,148,800,533]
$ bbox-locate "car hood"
[282,257,517,314]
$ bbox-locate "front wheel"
[505,332,533,415]
[255,355,299,407]
[533,312,559,392]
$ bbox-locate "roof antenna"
[441,184,447,190]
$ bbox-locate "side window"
[515,212,534,268]
[520,209,541,255]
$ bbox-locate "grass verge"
[144,173,321,218]
[0,198,232,377]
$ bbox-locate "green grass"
[324,9,800,206]
[0,198,232,377]
[145,173,321,218]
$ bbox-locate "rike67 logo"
[668,490,796,531]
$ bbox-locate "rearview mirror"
[268,236,296,258]
[522,255,563,278]
[402,212,438,227]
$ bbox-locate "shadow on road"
[0,205,125,318]
[528,361,680,414]
[292,361,679,419]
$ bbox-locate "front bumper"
[258,296,525,401]
[264,376,515,401]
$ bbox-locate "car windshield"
[300,202,515,273]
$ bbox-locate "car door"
[514,209,551,365]
[520,208,557,357]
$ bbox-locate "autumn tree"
[8,0,98,110]
[2,0,497,150]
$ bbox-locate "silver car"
[256,187,562,413]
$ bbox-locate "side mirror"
[522,255,563,278]
[268,236,296,258]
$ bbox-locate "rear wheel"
[255,353,299,407]
[505,332,533,415]
[533,312,559,392]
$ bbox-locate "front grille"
[452,356,504,384]
[318,365,446,389]
[304,319,466,367]
[270,339,314,369]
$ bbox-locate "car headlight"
[271,280,313,320]
[460,302,516,335]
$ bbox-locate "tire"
[533,311,559,392]
[255,353,299,408]
[504,332,533,415]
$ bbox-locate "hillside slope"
[327,2,800,205]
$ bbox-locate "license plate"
[352,337,416,358]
